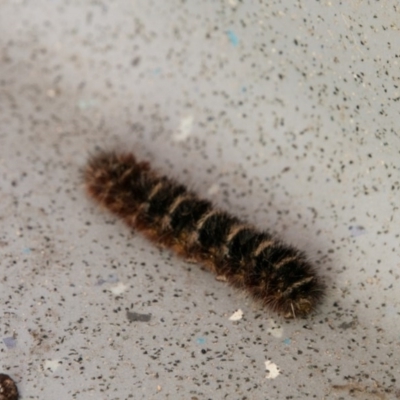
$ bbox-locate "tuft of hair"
[84,151,325,318]
[0,373,19,400]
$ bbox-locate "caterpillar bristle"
[84,151,325,318]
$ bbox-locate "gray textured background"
[1,1,399,399]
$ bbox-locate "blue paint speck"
[227,30,239,47]
[107,274,119,283]
[22,247,31,254]
[3,337,17,349]
[349,225,367,237]
[283,338,291,345]
[77,99,96,110]
[95,274,119,286]
[196,337,206,345]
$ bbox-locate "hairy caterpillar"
[84,151,324,318]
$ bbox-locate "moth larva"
[84,151,324,318]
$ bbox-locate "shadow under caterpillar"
[84,151,324,318]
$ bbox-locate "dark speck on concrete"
[126,311,152,322]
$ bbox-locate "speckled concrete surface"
[1,1,400,399]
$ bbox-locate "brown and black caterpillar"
[84,151,324,318]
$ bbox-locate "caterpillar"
[83,151,324,318]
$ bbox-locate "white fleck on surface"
[265,360,280,379]
[229,309,243,321]
[267,319,283,338]
[173,115,194,142]
[46,89,56,98]
[109,282,128,295]
[207,183,220,196]
[44,359,61,373]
